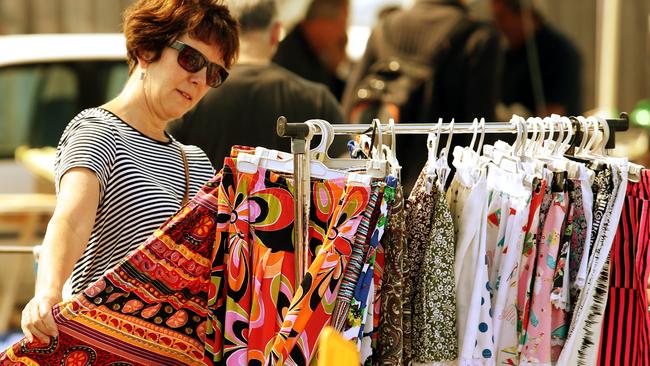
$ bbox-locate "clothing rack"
[276,113,630,281]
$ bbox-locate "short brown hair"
[305,0,348,21]
[122,0,240,75]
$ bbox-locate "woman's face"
[141,34,225,123]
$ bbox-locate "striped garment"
[55,107,215,295]
[598,169,650,365]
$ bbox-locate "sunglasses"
[168,40,228,88]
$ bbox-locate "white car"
[0,33,127,193]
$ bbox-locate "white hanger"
[236,120,373,184]
[550,114,565,156]
[425,118,444,192]
[558,116,574,155]
[383,118,402,178]
[495,115,524,173]
[575,116,590,156]
[437,118,455,189]
[307,119,380,174]
[525,116,538,156]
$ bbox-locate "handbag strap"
[178,144,190,206]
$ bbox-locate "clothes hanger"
[425,118,444,192]
[557,116,574,156]
[382,118,402,179]
[365,119,389,177]
[437,118,455,189]
[307,119,385,175]
[550,114,565,156]
[236,119,373,183]
[524,114,540,158]
[495,115,524,173]
[476,117,486,155]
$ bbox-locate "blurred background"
[1,0,649,346]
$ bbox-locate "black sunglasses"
[168,40,228,88]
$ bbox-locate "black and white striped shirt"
[54,108,215,295]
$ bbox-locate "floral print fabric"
[406,167,457,364]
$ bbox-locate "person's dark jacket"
[342,0,502,192]
[272,26,346,100]
[169,63,344,169]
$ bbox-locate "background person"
[491,0,582,117]
[20,0,239,344]
[170,0,345,167]
[272,0,349,100]
[342,0,502,192]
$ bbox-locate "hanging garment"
[2,174,225,366]
[360,179,396,364]
[406,168,457,365]
[268,181,370,365]
[558,162,628,366]
[203,155,351,365]
[567,173,590,309]
[484,167,531,365]
[402,169,435,366]
[447,152,490,366]
[375,184,406,366]
[339,182,388,352]
[520,172,570,365]
[517,177,546,354]
[569,164,595,292]
[331,183,385,332]
[598,169,650,366]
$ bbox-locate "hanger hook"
[371,118,384,159]
[442,118,455,158]
[388,118,397,154]
[305,119,331,155]
[551,115,564,156]
[527,116,538,154]
[510,115,522,154]
[559,116,573,154]
[477,117,486,155]
[596,116,610,155]
[583,116,599,153]
[469,118,479,152]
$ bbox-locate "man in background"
[341,0,502,192]
[491,0,582,117]
[272,0,349,100]
[169,0,344,168]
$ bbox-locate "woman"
[20,0,239,344]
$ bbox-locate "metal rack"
[276,113,630,281]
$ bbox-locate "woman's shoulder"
[64,107,122,135]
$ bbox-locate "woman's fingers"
[21,297,59,344]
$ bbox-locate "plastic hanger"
[550,114,565,156]
[476,117,486,155]
[306,119,379,173]
[495,116,524,173]
[437,118,455,189]
[557,116,574,156]
[383,118,402,178]
[525,116,538,156]
[236,119,373,183]
[425,118,444,192]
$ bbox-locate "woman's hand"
[21,291,62,343]
[20,168,99,344]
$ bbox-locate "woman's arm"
[21,167,99,343]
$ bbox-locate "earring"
[140,71,145,80]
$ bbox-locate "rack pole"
[277,117,312,287]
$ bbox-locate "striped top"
[54,108,215,295]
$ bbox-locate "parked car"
[0,33,128,192]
